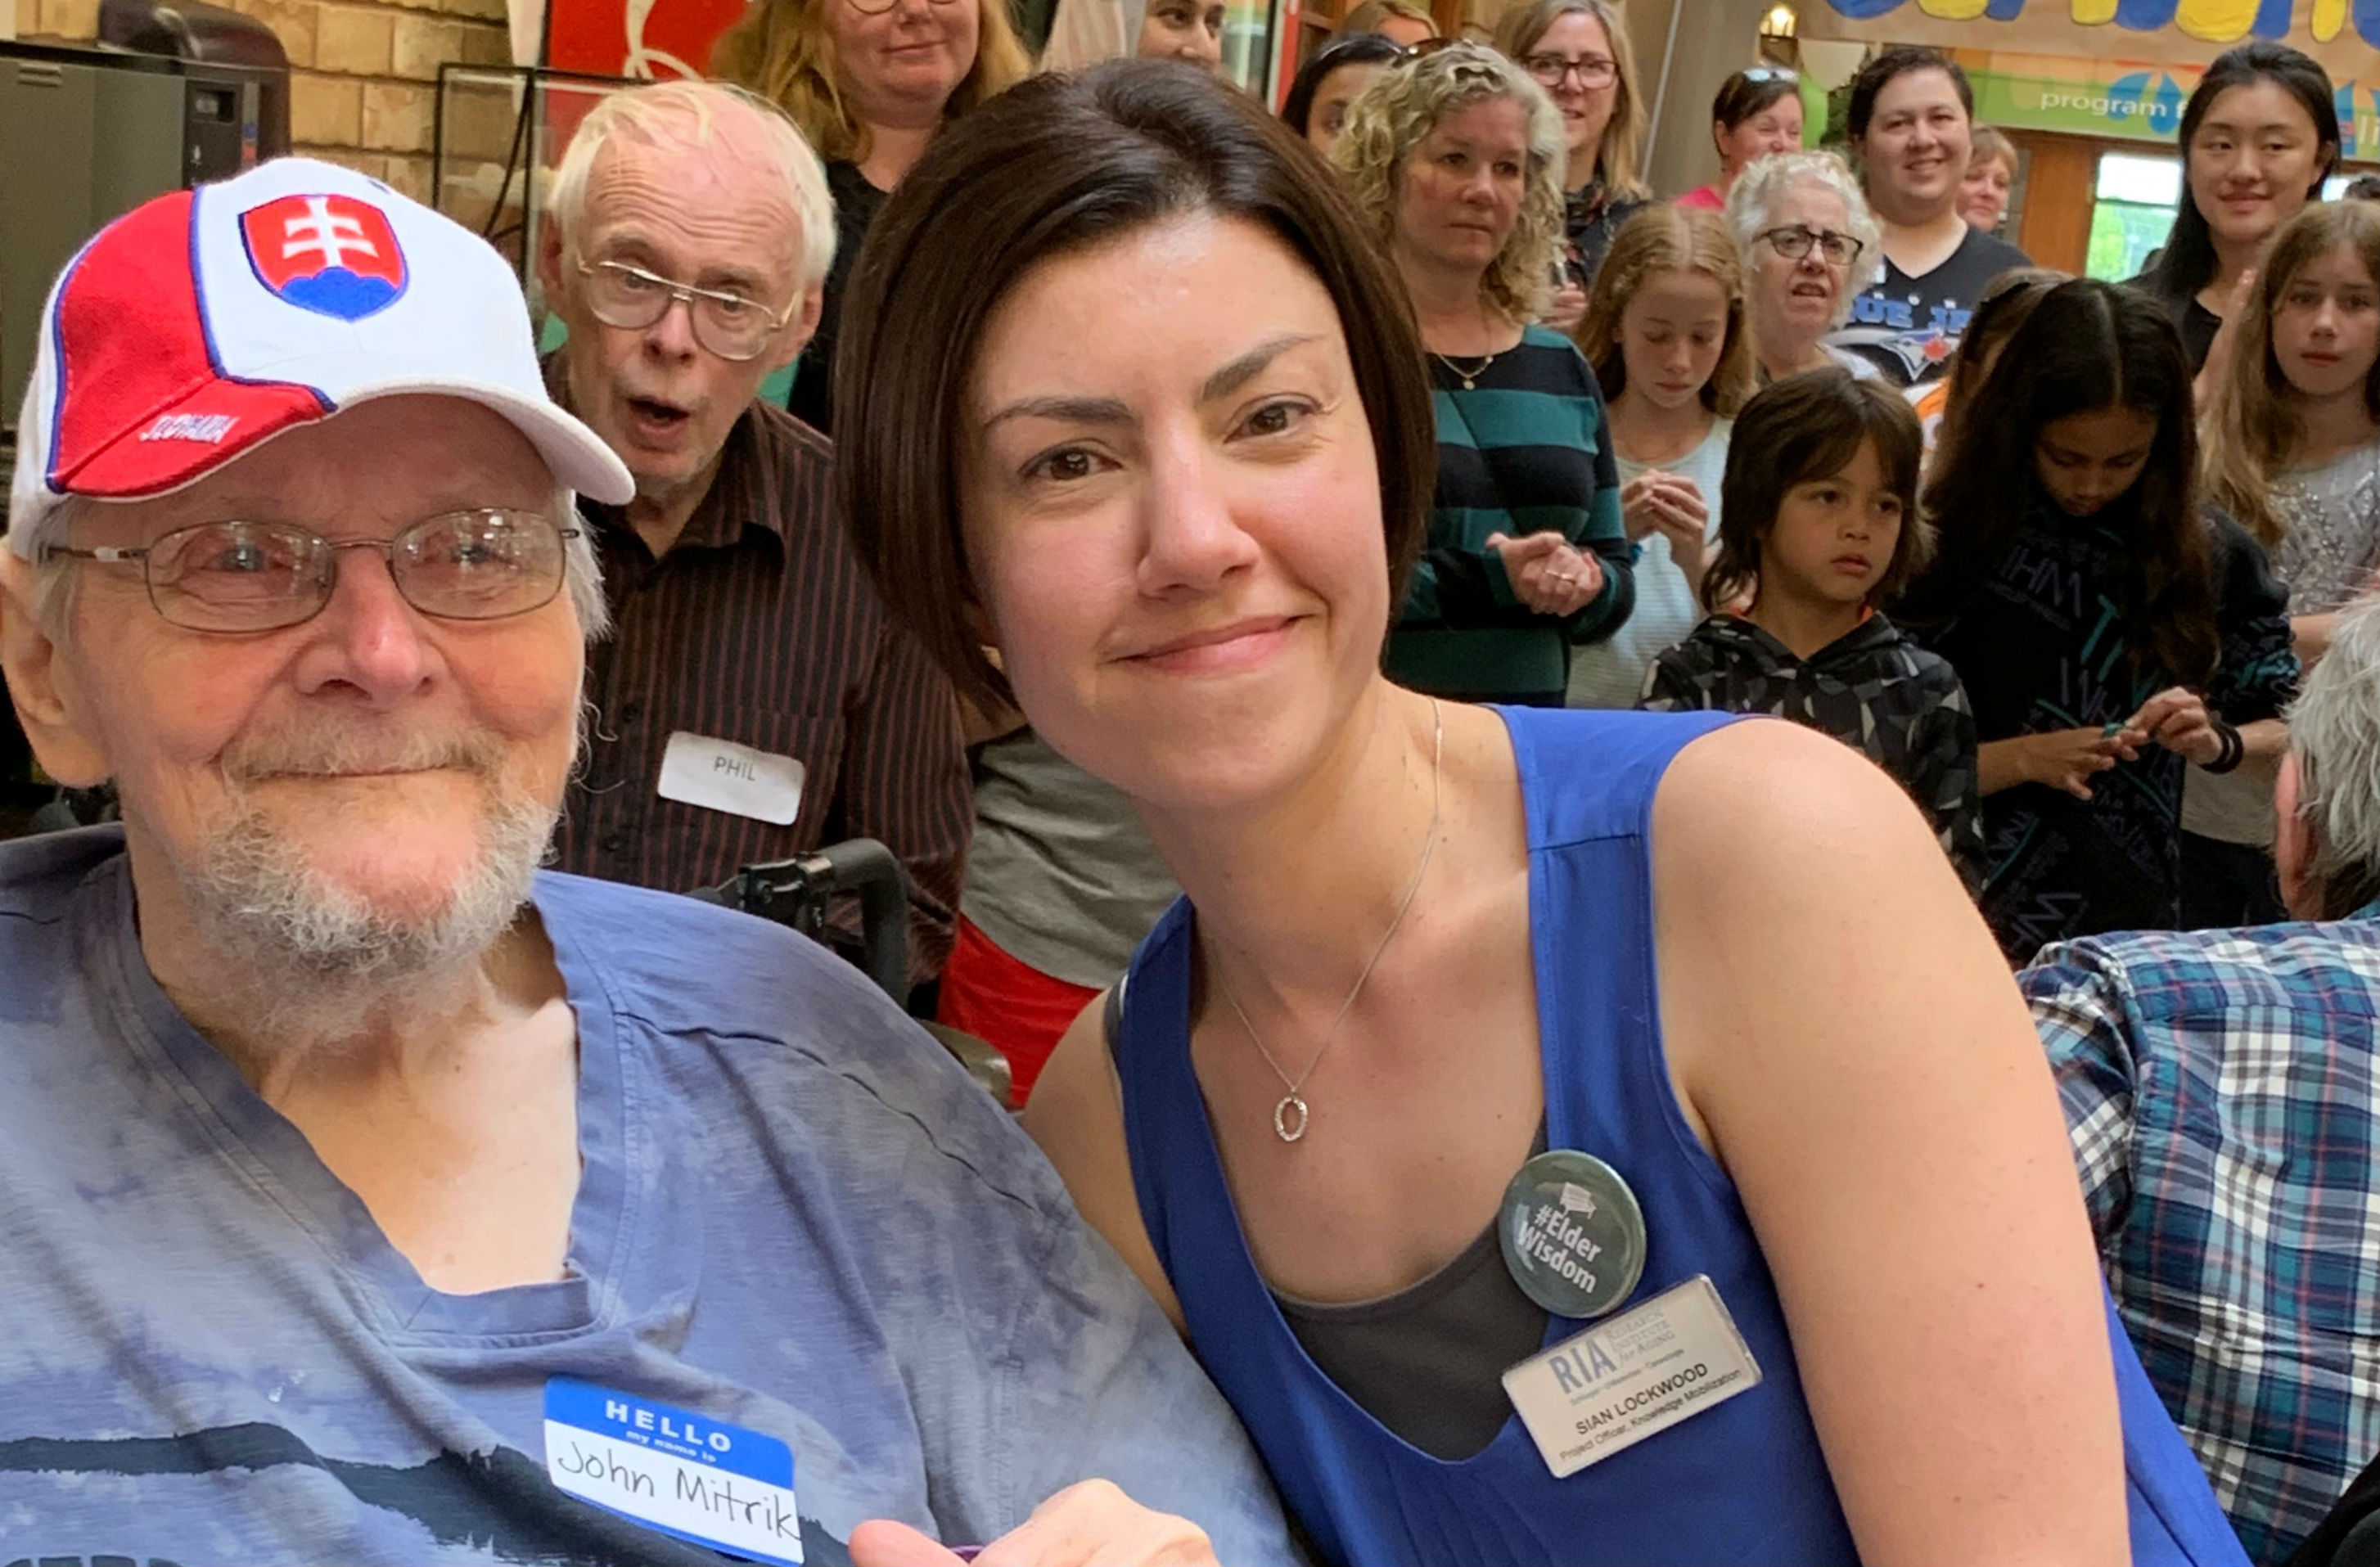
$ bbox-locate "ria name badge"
[543,1376,804,1565]
[657,731,807,825]
[1501,1275,1762,1478]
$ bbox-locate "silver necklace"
[1431,349,1501,391]
[1219,700,1444,1144]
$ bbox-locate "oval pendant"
[1273,1093,1310,1143]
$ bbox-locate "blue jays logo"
[239,193,408,321]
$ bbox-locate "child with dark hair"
[1913,265,2067,453]
[1899,277,2298,961]
[1641,369,1982,886]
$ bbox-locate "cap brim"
[61,362,636,508]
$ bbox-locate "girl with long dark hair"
[2130,41,2338,378]
[1900,279,2297,961]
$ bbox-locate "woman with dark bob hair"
[835,58,2247,1567]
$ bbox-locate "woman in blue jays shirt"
[833,60,2250,1567]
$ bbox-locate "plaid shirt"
[2021,908,2380,1565]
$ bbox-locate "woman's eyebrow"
[1201,333,1323,403]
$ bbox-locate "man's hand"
[1488,530,1603,616]
[851,1480,1218,1567]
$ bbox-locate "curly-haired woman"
[1335,41,1633,705]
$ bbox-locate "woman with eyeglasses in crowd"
[1336,42,1633,707]
[836,57,2253,1567]
[1491,0,1650,327]
[2130,42,2338,388]
[1675,66,1803,214]
[713,0,1029,435]
[1726,151,1885,385]
[1830,46,2029,389]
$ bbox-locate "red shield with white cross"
[237,192,408,321]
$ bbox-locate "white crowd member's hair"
[1724,150,1886,326]
[548,78,837,292]
[2290,596,2380,894]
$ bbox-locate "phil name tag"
[657,731,806,825]
[543,1376,805,1565]
[1501,1274,1761,1478]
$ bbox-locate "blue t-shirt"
[0,827,1294,1567]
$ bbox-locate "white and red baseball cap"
[7,155,633,556]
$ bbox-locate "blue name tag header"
[545,1376,793,1487]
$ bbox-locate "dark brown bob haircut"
[1703,367,1926,613]
[834,60,1439,714]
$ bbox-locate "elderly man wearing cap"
[0,160,1291,1567]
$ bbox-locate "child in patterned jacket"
[1639,368,1984,889]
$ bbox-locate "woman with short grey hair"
[1725,151,1884,383]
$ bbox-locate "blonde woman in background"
[1337,40,1634,705]
[1725,150,1883,383]
[1566,205,1756,707]
[1492,0,1648,323]
[1961,124,2017,234]
[712,0,1028,433]
[1336,0,1435,46]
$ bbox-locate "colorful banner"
[1808,0,2380,79]
[1944,43,2380,153]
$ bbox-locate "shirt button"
[599,830,626,854]
[619,702,642,724]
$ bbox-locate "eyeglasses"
[1521,52,1617,89]
[39,511,579,633]
[1739,66,1796,83]
[576,260,798,362]
[1759,224,1864,266]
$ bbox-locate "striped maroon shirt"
[548,393,970,982]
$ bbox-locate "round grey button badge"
[1498,1149,1648,1320]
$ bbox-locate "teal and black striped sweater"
[1386,326,1633,705]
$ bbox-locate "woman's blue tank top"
[1112,705,2247,1567]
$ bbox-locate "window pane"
[2097,152,2184,207]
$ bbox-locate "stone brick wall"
[13,0,514,204]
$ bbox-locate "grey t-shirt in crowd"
[0,826,1293,1567]
[961,730,1180,988]
[1567,417,1733,709]
[2186,439,2380,846]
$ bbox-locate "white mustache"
[221,727,506,783]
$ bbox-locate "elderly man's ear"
[0,552,108,788]
[2276,750,2320,922]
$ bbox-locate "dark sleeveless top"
[1273,1125,1551,1461]
[1109,705,2251,1567]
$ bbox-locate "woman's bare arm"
[1652,721,2126,1567]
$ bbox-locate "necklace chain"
[1431,349,1501,391]
[1219,699,1444,1144]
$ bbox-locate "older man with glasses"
[0,155,1292,1567]
[536,79,969,990]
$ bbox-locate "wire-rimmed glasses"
[38,511,579,633]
